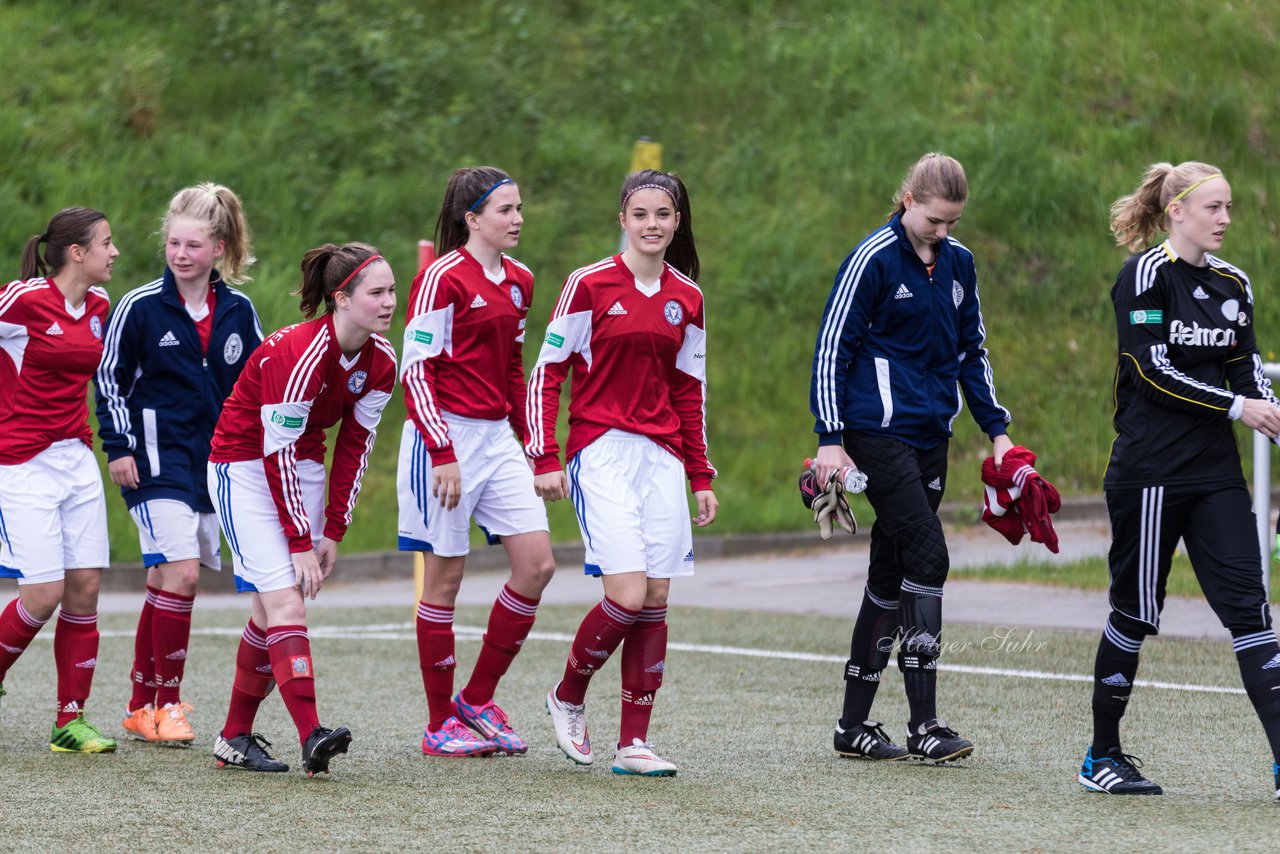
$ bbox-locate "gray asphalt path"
[91,519,1237,641]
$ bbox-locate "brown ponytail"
[294,242,382,319]
[20,207,108,280]
[433,166,515,254]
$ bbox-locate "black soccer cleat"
[834,720,909,761]
[907,718,974,764]
[302,725,352,777]
[214,732,289,772]
[1078,747,1162,795]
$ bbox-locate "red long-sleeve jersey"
[401,247,533,465]
[526,255,715,491]
[209,314,397,552]
[0,279,110,464]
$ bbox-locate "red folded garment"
[980,446,1061,554]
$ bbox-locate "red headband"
[336,254,383,293]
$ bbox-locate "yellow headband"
[1165,173,1223,211]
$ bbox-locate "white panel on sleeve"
[534,310,593,369]
[259,401,313,456]
[0,320,29,374]
[401,305,454,375]
[354,389,391,431]
[675,323,706,381]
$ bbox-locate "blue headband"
[469,178,513,212]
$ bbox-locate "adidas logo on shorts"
[645,659,665,674]
[1101,672,1131,687]
[166,648,188,661]
[607,301,627,316]
[434,655,456,667]
[159,330,180,347]
[1262,653,1280,670]
[894,284,913,300]
[45,322,64,335]
[927,477,942,491]
[75,658,97,669]
[470,294,487,309]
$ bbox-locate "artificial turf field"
[0,601,1275,852]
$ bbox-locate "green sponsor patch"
[270,411,304,429]
[545,332,565,348]
[1129,309,1163,324]
[412,330,433,344]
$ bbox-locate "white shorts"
[568,429,694,578]
[0,439,110,585]
[207,458,325,594]
[129,499,222,570]
[397,415,549,558]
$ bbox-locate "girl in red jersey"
[206,242,397,776]
[398,167,556,757]
[96,183,262,747]
[0,207,119,753]
[528,170,717,776]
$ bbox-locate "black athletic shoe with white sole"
[907,718,973,763]
[1077,747,1162,795]
[834,720,909,761]
[302,725,352,777]
[214,732,289,772]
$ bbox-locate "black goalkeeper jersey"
[1104,241,1277,489]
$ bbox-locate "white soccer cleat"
[546,683,592,765]
[611,739,678,777]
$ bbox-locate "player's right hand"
[432,461,462,510]
[108,456,140,489]
[534,471,569,502]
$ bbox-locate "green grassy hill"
[2,0,1278,558]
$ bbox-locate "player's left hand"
[693,490,718,527]
[315,537,338,580]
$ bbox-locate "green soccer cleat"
[50,713,118,753]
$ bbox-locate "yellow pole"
[413,551,424,616]
[630,137,663,172]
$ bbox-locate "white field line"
[63,623,1246,696]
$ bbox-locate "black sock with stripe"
[1232,630,1280,764]
[1090,615,1143,755]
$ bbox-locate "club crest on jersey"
[347,370,369,394]
[224,333,244,364]
[952,280,963,308]
[90,316,102,339]
[663,300,683,325]
[509,284,523,309]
